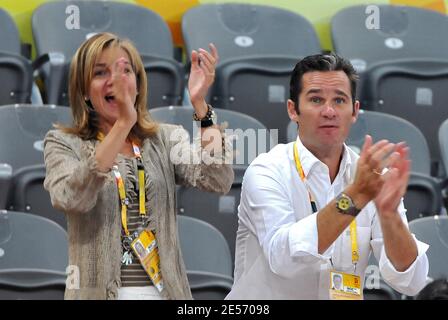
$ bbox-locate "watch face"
[338,197,350,211]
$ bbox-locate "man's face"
[288,71,359,153]
[334,275,342,289]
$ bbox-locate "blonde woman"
[44,32,233,300]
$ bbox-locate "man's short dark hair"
[289,53,359,114]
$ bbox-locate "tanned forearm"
[317,184,371,254]
[379,212,418,271]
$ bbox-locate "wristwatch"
[335,193,361,217]
[193,104,217,128]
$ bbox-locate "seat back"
[183,3,320,65]
[0,8,21,55]
[331,5,448,73]
[177,167,245,268]
[0,53,33,105]
[0,210,67,299]
[182,3,320,143]
[409,216,448,280]
[7,164,66,229]
[404,173,442,222]
[33,1,173,58]
[347,110,431,175]
[212,57,298,143]
[177,215,233,277]
[358,59,448,176]
[0,105,72,173]
[32,1,183,107]
[0,210,68,271]
[0,9,32,105]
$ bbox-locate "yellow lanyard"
[293,142,359,268]
[350,218,359,268]
[97,132,146,236]
[293,142,318,213]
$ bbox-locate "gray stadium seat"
[0,8,33,105]
[438,119,448,178]
[0,104,72,173]
[404,173,443,221]
[0,164,12,209]
[0,210,67,299]
[177,167,244,269]
[32,0,184,108]
[347,110,431,175]
[7,164,66,229]
[347,111,442,220]
[178,215,232,277]
[358,59,448,176]
[364,253,401,300]
[409,216,448,280]
[182,3,321,143]
[0,9,21,55]
[363,282,401,300]
[183,3,321,66]
[177,215,233,299]
[331,5,448,73]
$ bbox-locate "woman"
[44,32,233,300]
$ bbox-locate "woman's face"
[88,46,137,131]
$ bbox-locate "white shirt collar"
[293,135,352,181]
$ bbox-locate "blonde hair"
[58,32,158,142]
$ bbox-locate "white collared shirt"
[226,136,429,300]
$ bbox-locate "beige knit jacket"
[43,123,234,300]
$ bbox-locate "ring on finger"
[373,168,383,175]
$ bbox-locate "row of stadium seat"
[1,2,448,152]
[1,209,446,300]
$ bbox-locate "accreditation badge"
[131,229,164,292]
[329,270,363,300]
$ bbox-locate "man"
[332,273,343,291]
[226,54,429,300]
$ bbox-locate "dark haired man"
[226,54,429,299]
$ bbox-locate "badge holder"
[329,270,363,300]
[131,229,164,292]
